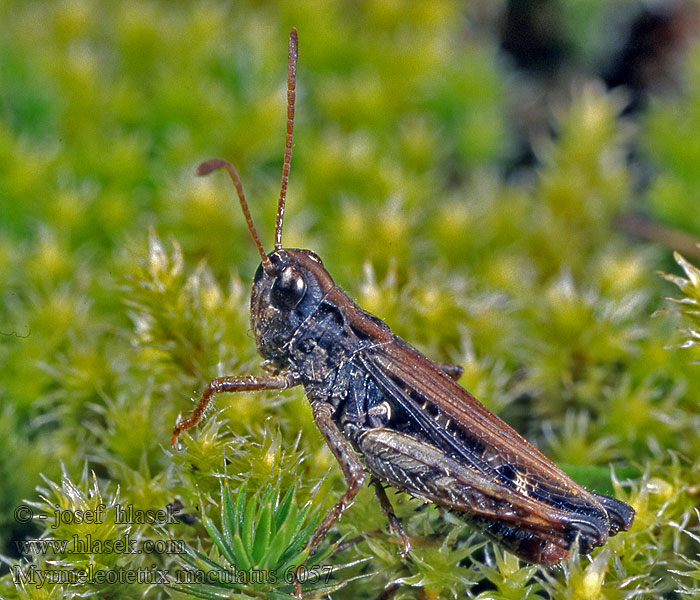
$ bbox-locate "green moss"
[2,1,700,598]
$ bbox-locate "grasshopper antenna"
[197,158,272,272]
[197,29,297,269]
[274,27,298,251]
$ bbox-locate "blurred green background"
[2,0,700,598]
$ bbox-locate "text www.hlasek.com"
[14,535,184,556]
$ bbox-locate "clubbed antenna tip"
[196,158,227,177]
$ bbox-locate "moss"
[2,1,700,598]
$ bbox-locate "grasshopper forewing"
[172,27,635,574]
[353,326,634,562]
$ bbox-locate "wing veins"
[357,352,494,474]
[358,337,601,504]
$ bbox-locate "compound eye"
[270,266,307,310]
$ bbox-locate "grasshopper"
[172,27,634,574]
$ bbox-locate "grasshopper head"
[249,248,335,368]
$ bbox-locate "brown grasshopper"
[172,27,634,577]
